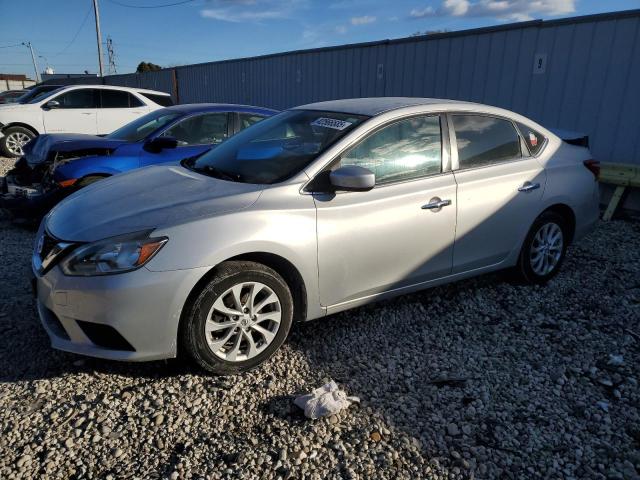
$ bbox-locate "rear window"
[138,92,173,107]
[100,90,144,108]
[516,122,546,156]
[453,115,521,170]
[239,113,267,130]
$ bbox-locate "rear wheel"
[1,126,36,157]
[180,261,293,375]
[515,211,569,284]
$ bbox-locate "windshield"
[184,110,368,184]
[24,87,64,104]
[107,109,182,142]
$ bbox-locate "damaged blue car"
[1,103,277,219]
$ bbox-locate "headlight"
[60,232,168,276]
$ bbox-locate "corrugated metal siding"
[44,10,640,165]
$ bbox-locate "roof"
[165,103,279,114]
[59,84,171,96]
[294,97,477,116]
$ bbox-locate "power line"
[0,43,22,49]
[52,4,93,57]
[106,0,196,8]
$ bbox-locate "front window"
[338,115,442,185]
[184,110,368,184]
[49,89,99,109]
[107,109,182,142]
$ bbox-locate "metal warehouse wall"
[46,9,640,167]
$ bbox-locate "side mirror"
[43,100,60,110]
[144,136,178,153]
[329,165,375,192]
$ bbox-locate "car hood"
[25,133,129,166]
[46,165,264,242]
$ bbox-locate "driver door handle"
[518,181,540,192]
[422,198,452,211]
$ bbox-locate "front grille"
[76,321,136,351]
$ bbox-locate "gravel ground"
[1,155,639,480]
[1,156,16,177]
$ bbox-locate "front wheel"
[180,261,293,375]
[1,126,36,157]
[515,211,569,284]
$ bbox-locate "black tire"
[515,211,569,284]
[180,261,294,375]
[1,126,36,157]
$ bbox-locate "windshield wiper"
[180,150,208,169]
[198,165,243,182]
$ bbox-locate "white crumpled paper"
[294,381,360,419]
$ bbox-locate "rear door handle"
[422,198,452,211]
[518,181,540,192]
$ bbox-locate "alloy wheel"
[204,281,282,362]
[529,222,564,276]
[5,132,31,156]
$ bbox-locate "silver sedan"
[33,98,600,374]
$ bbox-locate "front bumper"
[1,174,69,221]
[34,257,209,362]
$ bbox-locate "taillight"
[583,159,600,179]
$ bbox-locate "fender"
[53,155,135,182]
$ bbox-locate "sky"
[1,0,638,79]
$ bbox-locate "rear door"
[450,113,547,273]
[140,111,230,166]
[97,90,149,134]
[42,88,98,134]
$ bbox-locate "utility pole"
[92,0,104,77]
[22,42,41,83]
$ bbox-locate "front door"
[449,113,547,273]
[313,114,457,308]
[42,88,98,134]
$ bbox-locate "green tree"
[136,62,162,73]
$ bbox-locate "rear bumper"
[573,181,600,242]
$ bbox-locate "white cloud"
[334,24,348,34]
[443,0,470,16]
[410,0,575,21]
[200,0,305,23]
[201,8,284,21]
[409,6,435,18]
[351,15,376,25]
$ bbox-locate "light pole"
[22,42,41,83]
[92,0,104,77]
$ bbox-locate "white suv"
[0,85,173,157]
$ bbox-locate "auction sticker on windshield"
[311,118,353,130]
